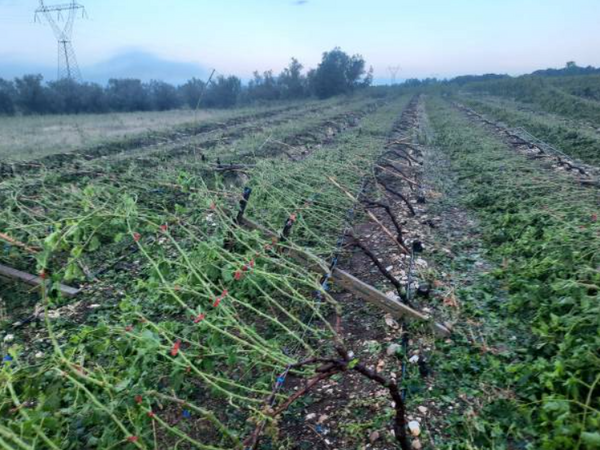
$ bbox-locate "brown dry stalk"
[327,176,409,255]
[0,232,40,254]
[375,163,419,187]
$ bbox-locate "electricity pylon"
[35,1,87,82]
[388,65,401,85]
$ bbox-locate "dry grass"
[0,109,228,161]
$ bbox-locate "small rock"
[408,420,421,437]
[417,406,428,414]
[384,313,399,329]
[318,414,328,423]
[35,351,44,359]
[306,413,317,421]
[369,430,380,443]
[386,344,402,356]
[409,355,419,364]
[385,290,399,301]
[3,334,14,343]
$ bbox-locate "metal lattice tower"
[35,1,87,82]
[388,65,401,85]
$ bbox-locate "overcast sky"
[1,0,599,83]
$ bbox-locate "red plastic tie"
[193,313,205,323]
[171,340,182,357]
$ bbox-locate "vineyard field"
[1,87,599,450]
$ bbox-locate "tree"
[149,80,181,111]
[247,70,280,102]
[105,79,150,112]
[15,75,50,114]
[46,79,86,114]
[179,78,206,109]
[0,79,16,115]
[362,66,374,87]
[278,58,306,99]
[309,48,370,99]
[78,82,108,113]
[203,76,242,108]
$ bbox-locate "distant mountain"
[0,50,209,85]
[85,51,208,84]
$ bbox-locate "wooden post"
[0,264,80,298]
[240,217,451,337]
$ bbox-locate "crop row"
[0,97,423,449]
[457,94,600,166]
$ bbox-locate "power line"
[35,0,87,82]
[388,65,401,85]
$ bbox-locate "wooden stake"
[0,264,80,298]
[240,217,451,337]
[0,232,40,254]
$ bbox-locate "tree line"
[0,48,372,116]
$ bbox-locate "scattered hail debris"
[386,343,402,356]
[408,420,421,437]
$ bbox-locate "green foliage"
[0,77,16,115]
[462,75,600,125]
[548,75,600,102]
[308,47,372,99]
[203,75,243,108]
[428,97,600,449]
[14,74,49,114]
[277,58,307,100]
[0,96,410,449]
[1,49,374,116]
[461,96,600,165]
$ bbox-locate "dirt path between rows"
[273,96,519,450]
